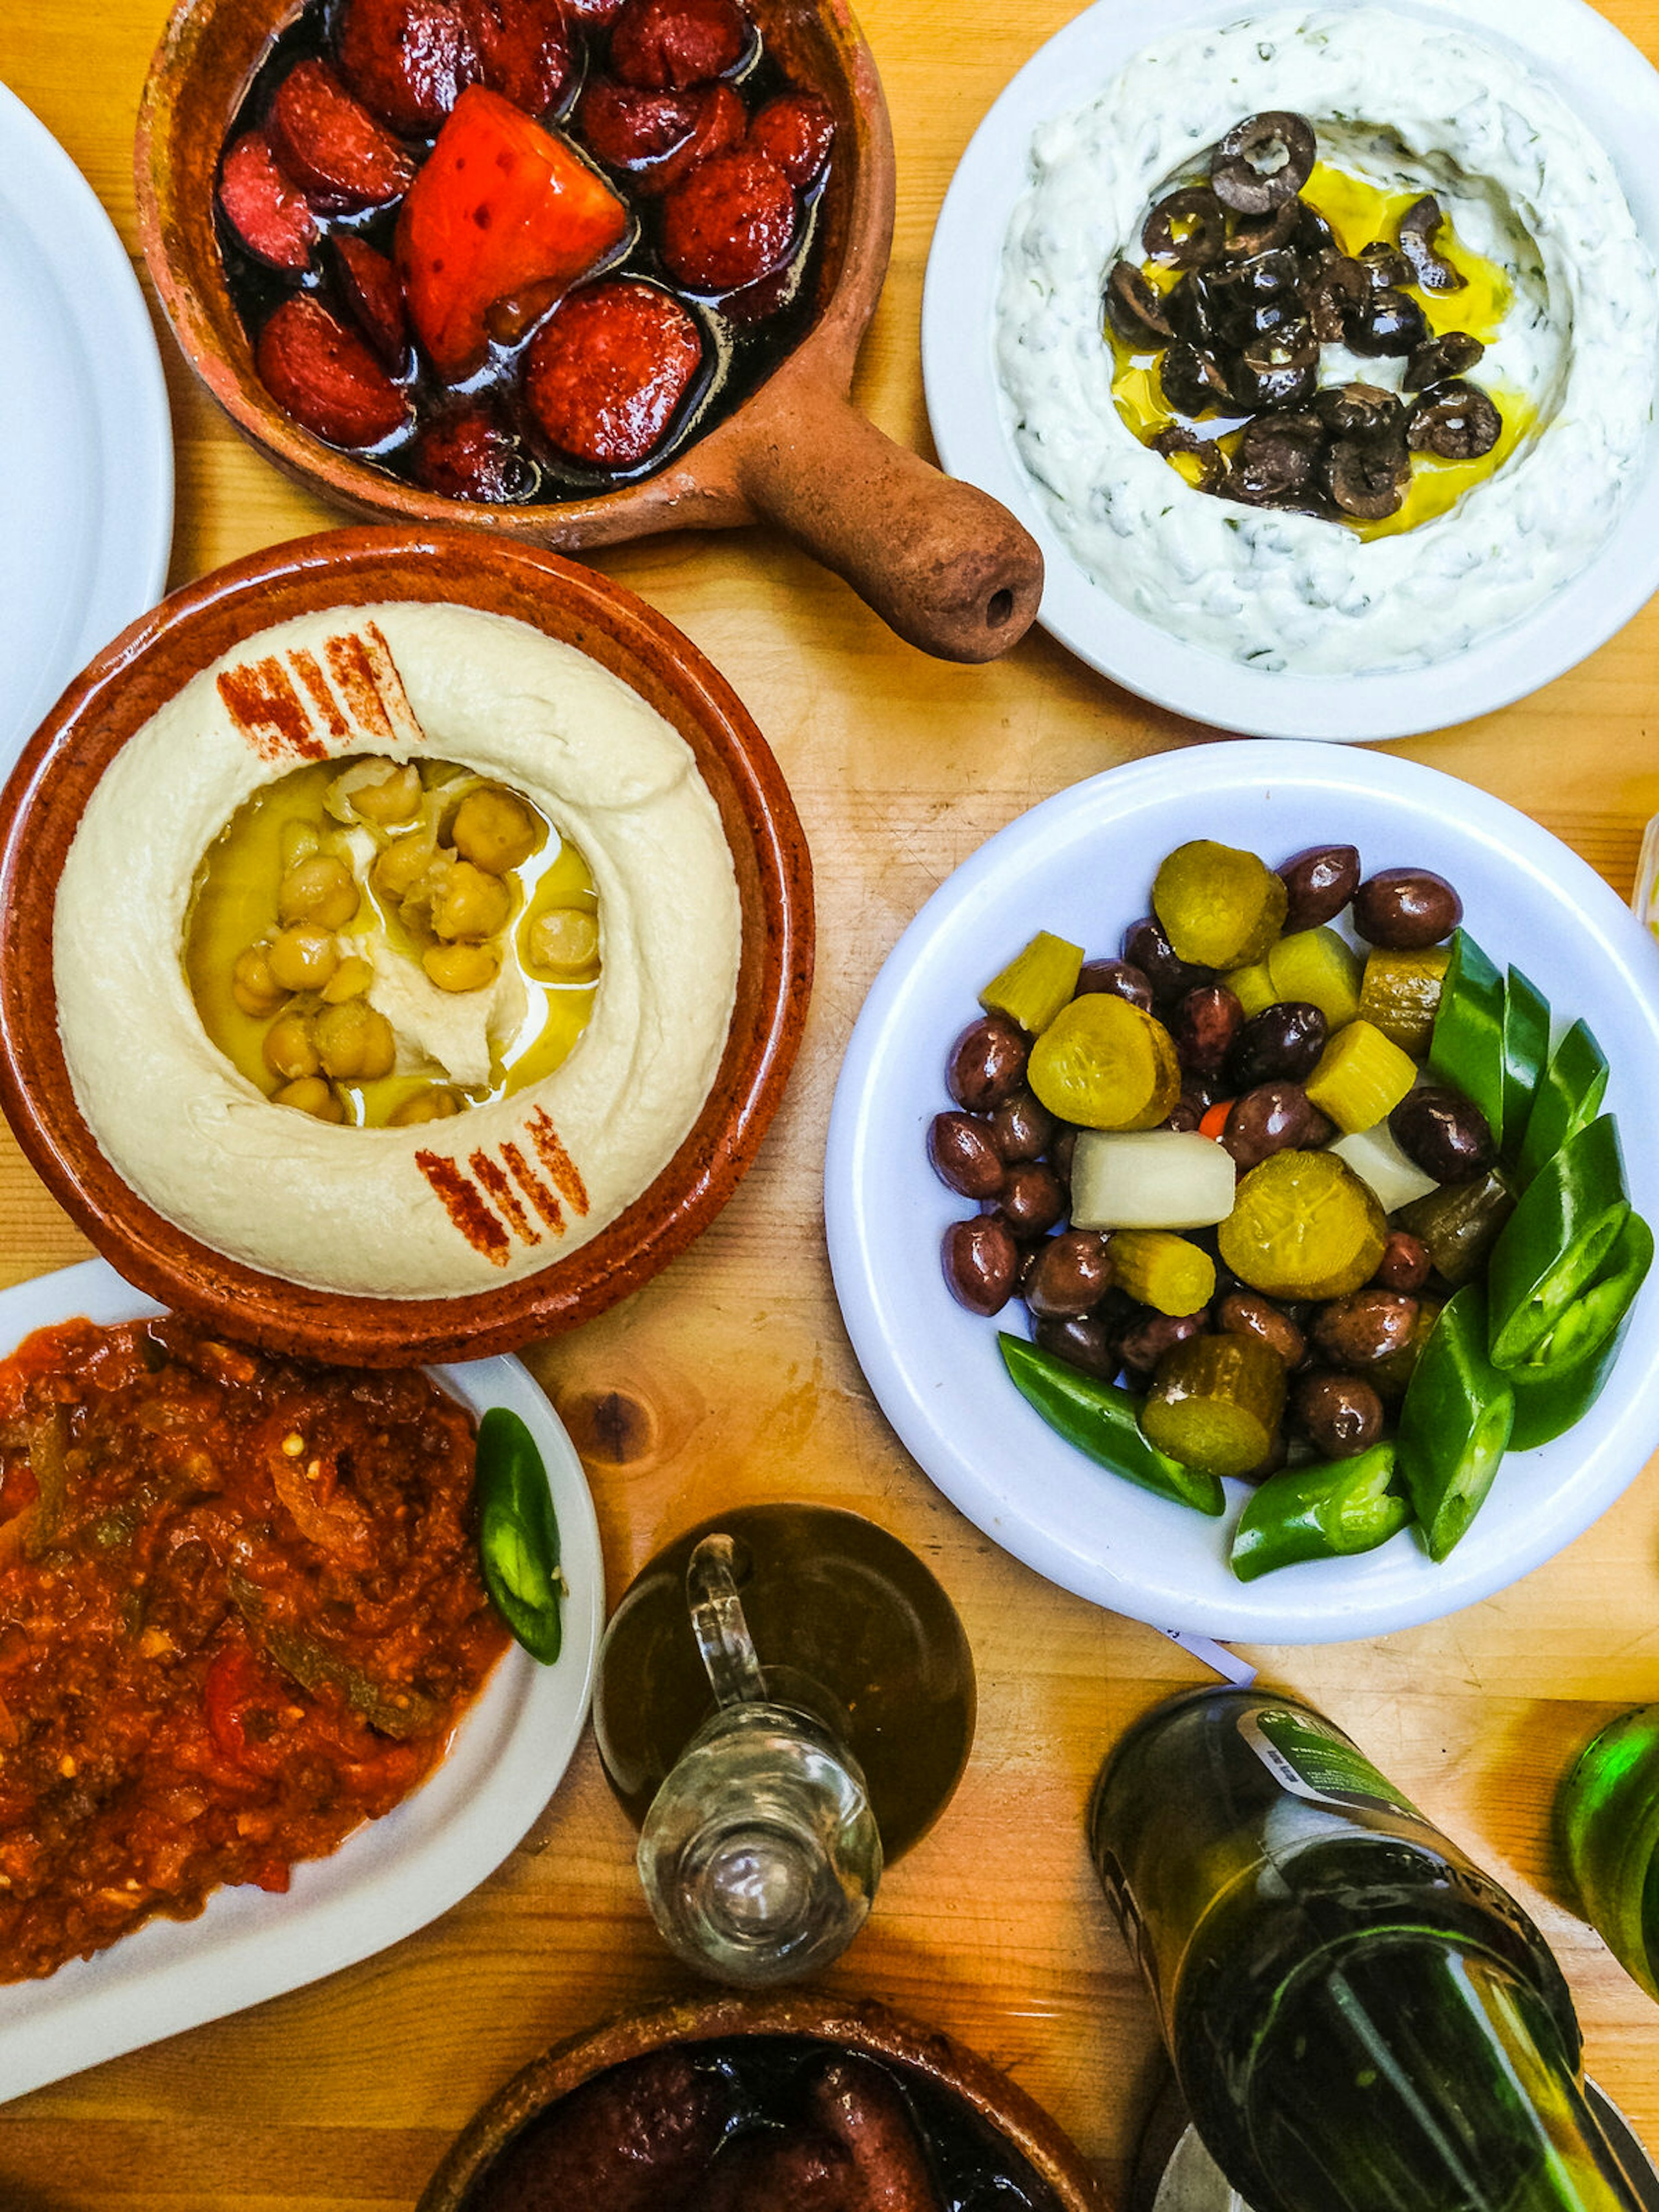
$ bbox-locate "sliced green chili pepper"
[1229,1444,1411,1582]
[998,1334,1224,1516]
[1429,929,1507,1147]
[477,1405,565,1663]
[1516,1017,1609,1188]
[1487,1115,1630,1370]
[1395,1285,1515,1562]
[1500,964,1549,1158]
[1506,1212,1653,1450]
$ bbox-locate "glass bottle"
[1091,1685,1652,2212]
[1559,1703,1659,2005]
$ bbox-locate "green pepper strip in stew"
[1487,1115,1632,1369]
[1396,1285,1515,1562]
[1229,1443,1411,1583]
[1505,1212,1654,1450]
[1429,930,1507,1147]
[228,1571,440,1738]
[999,1334,1225,1516]
[1515,1017,1610,1189]
[476,1406,565,1664]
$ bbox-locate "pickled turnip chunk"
[1329,1124,1438,1214]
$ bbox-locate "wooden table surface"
[4,0,1659,2203]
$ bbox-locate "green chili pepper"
[1506,1212,1653,1450]
[1516,1017,1609,1188]
[1487,1115,1630,1370]
[1229,1444,1411,1583]
[228,1570,438,1738]
[1395,1285,1515,1562]
[998,1335,1224,1516]
[1429,930,1507,1147]
[1500,964,1549,1158]
[477,1406,565,1663]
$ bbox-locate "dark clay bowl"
[0,527,812,1368]
[134,0,1043,663]
[416,1991,1108,2210]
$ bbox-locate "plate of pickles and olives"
[824,742,1659,1643]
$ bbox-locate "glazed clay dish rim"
[416,1990,1107,2212]
[0,526,813,1368]
[133,0,895,542]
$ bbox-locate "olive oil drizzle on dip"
[185,755,601,1128]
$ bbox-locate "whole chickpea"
[389,1087,463,1125]
[264,1011,320,1082]
[315,1000,397,1082]
[528,907,599,976]
[424,942,500,994]
[452,786,540,874]
[278,853,360,931]
[432,860,512,944]
[268,926,340,993]
[273,1076,345,1122]
[232,945,287,1018]
[352,761,422,826]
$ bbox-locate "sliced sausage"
[658,145,794,293]
[335,0,481,133]
[255,295,411,448]
[410,401,536,498]
[218,131,318,272]
[563,0,627,20]
[467,2050,730,2212]
[609,0,747,89]
[688,2129,867,2212]
[524,278,702,465]
[267,59,416,212]
[331,234,410,371]
[810,2057,942,2211]
[577,77,743,193]
[747,90,834,188]
[465,0,573,117]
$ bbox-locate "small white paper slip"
[1157,1628,1259,1687]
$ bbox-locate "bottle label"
[1241,1705,1423,1820]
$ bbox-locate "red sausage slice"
[267,59,416,211]
[332,235,410,371]
[218,131,318,272]
[411,402,536,499]
[608,0,747,90]
[646,81,745,193]
[464,0,573,117]
[577,78,742,194]
[809,2058,941,2212]
[658,144,794,292]
[562,0,627,23]
[747,89,835,188]
[335,0,482,134]
[256,295,411,447]
[524,278,702,466]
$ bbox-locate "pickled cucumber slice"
[979,931,1084,1037]
[1359,946,1450,1055]
[1218,1149,1387,1300]
[1304,1018,1417,1135]
[1027,995,1180,1130]
[1109,1230,1216,1317]
[1266,928,1362,1029]
[1139,1334,1287,1478]
[1153,841,1288,970]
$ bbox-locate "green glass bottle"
[1091,1686,1649,2212]
[1559,1703,1659,2005]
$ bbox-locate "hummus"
[54,603,743,1297]
[996,8,1659,675]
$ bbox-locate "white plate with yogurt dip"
[0,1257,603,2103]
[0,84,173,771]
[922,0,1659,741]
[824,743,1659,1643]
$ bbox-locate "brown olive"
[991,1088,1055,1163]
[1277,843,1360,931]
[1118,1308,1208,1374]
[1024,1229,1114,1319]
[928,1112,1005,1201]
[1210,111,1316,214]
[1352,866,1463,950]
[1373,1229,1432,1294]
[1217,1289,1306,1369]
[1344,286,1429,358]
[1160,340,1235,418]
[1310,1290,1420,1371]
[1106,260,1174,344]
[1046,1125,1078,1182]
[1228,1000,1327,1088]
[1034,1314,1121,1382]
[1397,195,1466,295]
[994,1161,1067,1240]
[1405,332,1484,391]
[1229,412,1323,504]
[1325,437,1407,521]
[1142,186,1228,270]
[1357,239,1413,290]
[942,1217,1018,1316]
[1121,916,1216,1003]
[947,1014,1028,1112]
[1390,1084,1495,1184]
[1077,957,1155,1011]
[1311,385,1402,442]
[1170,984,1244,1078]
[1290,1369,1385,1458]
[1407,381,1500,461]
[1221,1082,1334,1170]
[1163,1098,1203,1134]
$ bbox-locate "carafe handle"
[687,1533,768,1712]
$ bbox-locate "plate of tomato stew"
[0,1258,601,2103]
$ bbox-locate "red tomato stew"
[0,1315,509,1981]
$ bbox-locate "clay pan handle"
[734,370,1043,664]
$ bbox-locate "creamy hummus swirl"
[54,603,742,1297]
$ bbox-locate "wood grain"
[1,0,1658,2203]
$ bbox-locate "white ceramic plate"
[0,1259,603,2103]
[0,83,173,772]
[825,743,1659,1643]
[922,0,1659,741]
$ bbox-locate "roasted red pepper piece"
[524,277,702,464]
[411,400,537,497]
[256,294,412,447]
[747,89,835,188]
[218,130,318,271]
[608,0,747,89]
[395,86,629,380]
[467,0,574,116]
[336,0,482,134]
[267,59,416,212]
[331,233,410,370]
[658,143,794,292]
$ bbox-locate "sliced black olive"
[1142,186,1227,270]
[1233,322,1319,412]
[1166,273,1217,347]
[1303,256,1370,343]
[1407,380,1501,459]
[1229,410,1325,502]
[1324,436,1408,520]
[1106,260,1174,345]
[1404,330,1484,391]
[1211,111,1317,214]
[1201,249,1301,343]
[1398,194,1467,294]
[1160,339,1235,416]
[1312,381,1404,441]
[1344,285,1429,357]
[1357,239,1413,290]
[1295,203,1337,259]
[1228,199,1301,257]
[1150,423,1226,489]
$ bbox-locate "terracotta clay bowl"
[0,526,812,1368]
[416,1990,1108,2210]
[134,0,1043,664]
